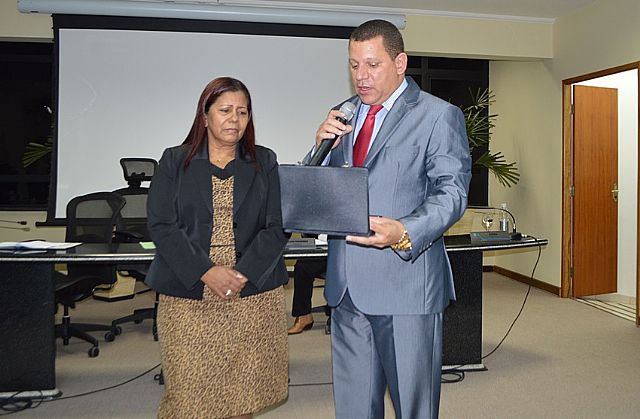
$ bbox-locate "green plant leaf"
[22,138,53,167]
[475,151,520,188]
[460,87,519,187]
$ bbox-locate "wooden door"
[572,85,618,297]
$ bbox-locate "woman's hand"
[201,266,248,299]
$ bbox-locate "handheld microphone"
[467,205,521,240]
[308,102,357,166]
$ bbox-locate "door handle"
[612,183,618,202]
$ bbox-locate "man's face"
[348,35,407,105]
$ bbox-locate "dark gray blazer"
[145,143,289,299]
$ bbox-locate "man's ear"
[395,52,408,75]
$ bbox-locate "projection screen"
[55,27,352,219]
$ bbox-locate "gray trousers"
[331,291,443,419]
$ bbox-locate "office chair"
[105,158,159,342]
[55,191,126,357]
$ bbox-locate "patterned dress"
[156,162,288,418]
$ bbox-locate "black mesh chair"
[105,158,159,341]
[55,191,126,357]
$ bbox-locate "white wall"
[488,61,562,285]
[403,14,552,59]
[489,0,640,289]
[577,71,638,297]
[0,0,51,40]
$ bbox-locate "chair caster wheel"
[105,326,122,342]
[88,346,99,357]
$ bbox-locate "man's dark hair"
[350,19,404,59]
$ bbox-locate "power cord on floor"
[482,236,541,360]
[0,363,161,415]
[441,370,465,384]
[0,393,44,416]
[441,236,543,383]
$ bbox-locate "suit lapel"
[233,150,256,216]
[191,146,213,215]
[363,78,420,167]
[342,129,355,166]
[189,144,256,217]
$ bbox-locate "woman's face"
[205,91,250,149]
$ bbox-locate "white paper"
[0,241,82,250]
[315,234,328,245]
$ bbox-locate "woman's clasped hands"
[201,266,248,299]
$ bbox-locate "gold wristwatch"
[390,228,412,251]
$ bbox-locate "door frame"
[561,61,640,326]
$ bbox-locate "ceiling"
[226,0,598,20]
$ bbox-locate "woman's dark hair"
[182,77,256,168]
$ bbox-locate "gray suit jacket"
[322,77,472,315]
[145,143,289,299]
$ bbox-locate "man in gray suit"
[311,20,471,418]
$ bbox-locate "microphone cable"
[481,235,541,360]
[0,363,161,415]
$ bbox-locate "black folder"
[278,164,370,236]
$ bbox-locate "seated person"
[288,257,328,335]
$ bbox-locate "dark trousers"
[291,258,327,317]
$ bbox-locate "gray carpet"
[575,298,636,322]
[7,273,640,418]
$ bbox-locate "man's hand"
[346,216,405,248]
[201,266,248,299]
[315,109,354,149]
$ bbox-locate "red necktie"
[353,104,383,167]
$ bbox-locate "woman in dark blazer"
[146,77,289,419]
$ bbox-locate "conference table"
[0,235,546,400]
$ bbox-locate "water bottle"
[499,203,509,232]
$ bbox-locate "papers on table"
[315,234,328,245]
[0,241,82,250]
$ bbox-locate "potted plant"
[463,88,519,187]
